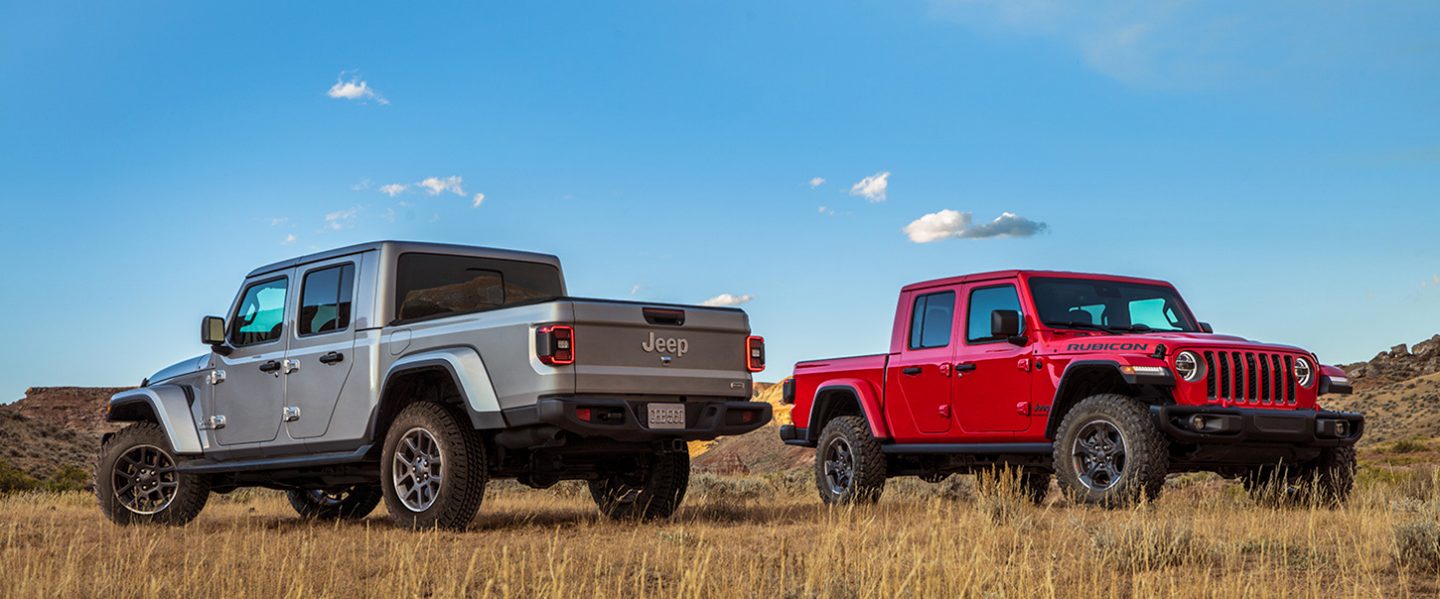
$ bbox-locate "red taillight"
[537,325,575,365]
[575,407,591,422]
[746,335,765,372]
[740,410,757,424]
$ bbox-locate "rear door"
[884,289,957,436]
[952,282,1033,433]
[280,256,361,441]
[568,302,753,399]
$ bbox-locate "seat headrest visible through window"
[1066,309,1093,325]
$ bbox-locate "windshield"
[1028,277,1197,333]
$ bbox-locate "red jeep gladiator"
[780,270,1362,506]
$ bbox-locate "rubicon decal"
[1066,342,1151,352]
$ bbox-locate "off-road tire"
[96,422,210,526]
[589,451,690,521]
[814,415,887,505]
[380,402,488,531]
[1244,446,1356,506]
[286,485,384,521]
[1020,469,1052,504]
[1053,394,1168,507]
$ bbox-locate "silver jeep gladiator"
[97,241,771,530]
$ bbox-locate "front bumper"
[1153,405,1364,447]
[533,397,772,443]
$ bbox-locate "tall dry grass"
[1,468,1438,598]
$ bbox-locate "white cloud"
[903,210,1048,243]
[818,206,836,216]
[472,192,486,208]
[629,284,642,296]
[327,72,388,104]
[418,176,465,196]
[281,234,297,245]
[849,171,890,202]
[269,217,289,226]
[809,177,826,188]
[351,179,372,191]
[379,183,408,197]
[702,293,754,307]
[324,207,360,231]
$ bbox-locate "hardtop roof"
[901,270,1175,293]
[247,240,562,278]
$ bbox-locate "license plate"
[647,403,686,430]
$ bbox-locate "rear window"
[394,253,563,322]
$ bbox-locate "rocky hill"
[0,387,126,488]
[1327,335,1440,444]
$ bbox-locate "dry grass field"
[3,458,1440,599]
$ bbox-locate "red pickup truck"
[780,270,1362,506]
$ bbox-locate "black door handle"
[954,363,977,372]
[319,352,345,365]
[258,360,281,373]
[901,366,923,376]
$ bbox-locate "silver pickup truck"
[96,241,770,530]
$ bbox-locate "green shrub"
[43,464,91,493]
[0,457,39,494]
[1395,519,1440,574]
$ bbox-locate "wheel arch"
[106,386,204,455]
[806,379,889,443]
[368,347,505,444]
[1044,360,1173,439]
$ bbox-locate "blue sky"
[2,1,1438,401]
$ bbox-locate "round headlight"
[1293,357,1314,387]
[1174,351,1203,382]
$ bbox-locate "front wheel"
[96,423,210,526]
[814,415,886,505]
[1052,394,1168,507]
[287,485,383,521]
[380,402,488,531]
[589,451,690,521]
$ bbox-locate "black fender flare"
[366,347,507,441]
[1043,360,1174,439]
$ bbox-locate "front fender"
[383,347,504,428]
[107,387,204,455]
[810,378,889,441]
[1044,359,1175,438]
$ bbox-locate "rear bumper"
[532,397,772,443]
[779,425,812,447]
[1153,405,1364,447]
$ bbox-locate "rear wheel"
[589,451,690,520]
[287,485,383,521]
[380,402,488,531]
[1053,394,1168,507]
[814,415,886,505]
[96,423,210,526]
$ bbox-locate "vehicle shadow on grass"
[462,501,803,532]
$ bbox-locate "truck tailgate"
[567,299,753,398]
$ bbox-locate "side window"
[394,253,564,322]
[908,291,955,350]
[299,264,356,336]
[967,285,1024,343]
[231,278,288,346]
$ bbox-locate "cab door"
[280,257,360,442]
[885,289,958,436]
[952,282,1033,433]
[210,273,292,448]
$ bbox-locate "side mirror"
[991,309,1026,345]
[1198,322,1214,334]
[202,316,227,347]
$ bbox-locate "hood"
[147,353,213,385]
[1050,332,1310,357]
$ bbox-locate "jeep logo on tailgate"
[642,331,688,357]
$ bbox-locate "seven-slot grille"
[1201,350,1296,405]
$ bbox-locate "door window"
[230,278,288,346]
[394,253,564,322]
[966,285,1025,343]
[299,264,356,336]
[908,291,956,349]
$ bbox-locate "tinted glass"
[1029,277,1196,332]
[395,253,564,322]
[967,285,1024,343]
[231,278,287,346]
[908,291,955,349]
[299,264,355,335]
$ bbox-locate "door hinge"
[201,415,227,430]
[282,406,301,422]
[205,370,226,385]
[1015,401,1031,416]
[281,359,300,375]
[938,405,951,418]
[1016,358,1030,372]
